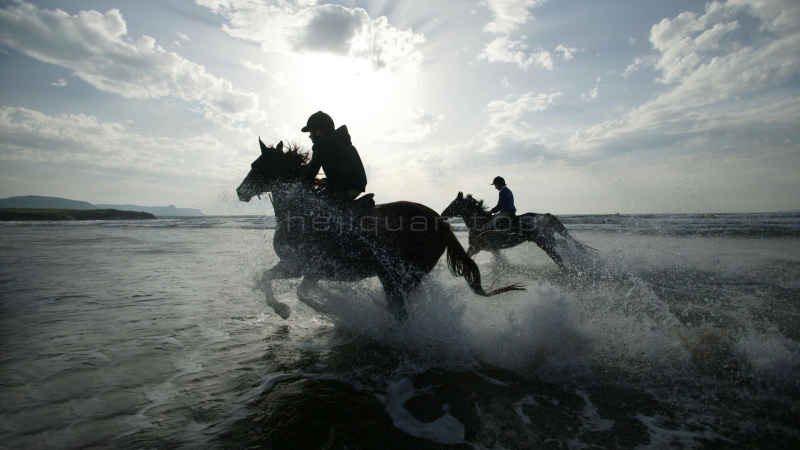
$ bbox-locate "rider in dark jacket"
[487,176,516,230]
[302,111,367,201]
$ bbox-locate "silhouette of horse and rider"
[237,111,588,320]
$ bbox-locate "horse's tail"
[438,218,524,296]
[542,213,598,254]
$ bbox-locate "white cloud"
[582,85,599,101]
[481,91,561,146]
[629,37,636,45]
[481,0,547,34]
[175,31,190,41]
[379,106,441,143]
[197,0,425,71]
[571,0,800,156]
[478,36,553,70]
[622,55,656,78]
[240,59,265,72]
[555,44,578,61]
[623,57,641,78]
[0,106,242,179]
[0,2,266,131]
[51,78,67,87]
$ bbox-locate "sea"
[1,212,798,449]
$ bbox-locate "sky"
[0,0,798,215]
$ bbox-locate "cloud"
[0,2,266,131]
[570,0,800,157]
[479,91,562,148]
[581,85,599,101]
[196,0,425,71]
[175,31,190,41]
[0,106,242,179]
[379,107,442,143]
[555,44,578,61]
[51,78,67,87]
[629,37,636,45]
[478,36,553,70]
[482,0,547,34]
[240,59,265,72]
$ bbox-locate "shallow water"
[0,215,798,449]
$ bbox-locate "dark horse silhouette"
[237,141,523,320]
[441,192,594,269]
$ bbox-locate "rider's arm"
[489,195,501,214]
[303,146,324,184]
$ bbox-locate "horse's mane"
[267,142,310,167]
[464,194,489,212]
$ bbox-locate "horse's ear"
[457,191,463,199]
[259,138,270,155]
[276,141,284,152]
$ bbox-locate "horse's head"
[441,191,487,218]
[236,140,309,202]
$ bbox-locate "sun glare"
[292,54,414,137]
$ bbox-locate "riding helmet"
[491,176,506,186]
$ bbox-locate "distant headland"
[0,208,156,221]
[0,196,204,217]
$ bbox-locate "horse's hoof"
[268,300,291,319]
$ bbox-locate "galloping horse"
[237,141,523,320]
[441,192,594,269]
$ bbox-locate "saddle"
[352,193,375,214]
[486,214,537,234]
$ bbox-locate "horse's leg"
[296,276,326,313]
[376,265,424,321]
[492,250,510,266]
[383,283,407,321]
[529,233,565,270]
[467,245,480,258]
[257,262,294,319]
[541,241,565,270]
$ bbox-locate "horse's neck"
[461,209,490,230]
[270,183,309,220]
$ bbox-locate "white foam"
[513,395,538,425]
[381,377,465,445]
[635,414,733,449]
[735,331,800,383]
[574,390,614,433]
[271,256,696,378]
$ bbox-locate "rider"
[302,111,367,210]
[486,176,516,230]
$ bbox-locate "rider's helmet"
[491,176,506,186]
[301,111,335,133]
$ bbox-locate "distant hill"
[0,208,156,221]
[0,196,204,217]
[0,196,94,210]
[94,204,204,217]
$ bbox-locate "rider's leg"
[487,212,513,231]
